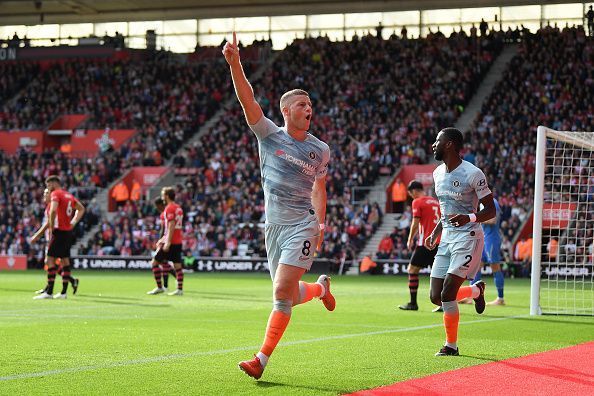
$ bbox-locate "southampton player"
[30,188,80,295]
[153,187,184,296]
[34,176,85,299]
[147,197,177,294]
[224,32,335,380]
[425,128,496,356]
[398,180,441,311]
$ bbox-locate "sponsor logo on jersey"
[440,190,463,198]
[275,149,316,175]
[452,180,460,187]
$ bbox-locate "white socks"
[256,352,269,368]
[445,342,458,349]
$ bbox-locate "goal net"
[531,126,593,316]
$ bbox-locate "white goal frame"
[531,126,594,316]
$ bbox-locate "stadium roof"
[0,0,580,25]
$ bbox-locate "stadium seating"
[0,62,39,112]
[466,25,592,262]
[86,32,501,261]
[0,150,102,267]
[1,51,260,264]
[377,26,593,267]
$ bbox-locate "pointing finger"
[232,31,237,47]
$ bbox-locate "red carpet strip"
[348,341,594,396]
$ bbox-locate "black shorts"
[47,229,73,259]
[410,245,437,268]
[154,244,182,264]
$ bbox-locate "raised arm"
[222,32,263,125]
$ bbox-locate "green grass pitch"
[1,271,592,395]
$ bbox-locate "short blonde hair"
[162,186,175,201]
[279,89,310,111]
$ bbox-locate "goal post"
[531,126,594,316]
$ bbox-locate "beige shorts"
[431,238,484,280]
[265,219,320,280]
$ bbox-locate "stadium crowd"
[0,150,103,266]
[1,52,261,264]
[0,53,237,132]
[0,62,39,106]
[6,26,588,270]
[376,25,593,270]
[85,31,502,262]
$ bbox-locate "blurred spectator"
[391,179,407,213]
[130,179,141,202]
[377,234,394,259]
[586,5,594,36]
[479,18,489,36]
[375,22,384,38]
[469,26,592,263]
[86,32,501,260]
[183,250,197,270]
[547,237,559,262]
[112,181,129,208]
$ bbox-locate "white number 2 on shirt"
[175,214,183,229]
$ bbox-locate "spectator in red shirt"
[377,234,394,259]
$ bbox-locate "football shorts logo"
[309,152,316,159]
[452,180,460,187]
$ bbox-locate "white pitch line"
[0,314,525,382]
[0,305,106,314]
[0,313,407,329]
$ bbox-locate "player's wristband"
[468,213,477,223]
[319,224,325,231]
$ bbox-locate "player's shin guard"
[456,284,480,301]
[295,281,323,305]
[60,266,72,294]
[47,266,57,295]
[152,265,162,288]
[258,299,292,366]
[408,274,419,304]
[494,271,504,298]
[442,300,459,348]
[175,267,183,290]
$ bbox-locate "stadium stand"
[1,51,259,264]
[377,25,593,271]
[0,62,39,108]
[0,150,102,267]
[86,31,502,261]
